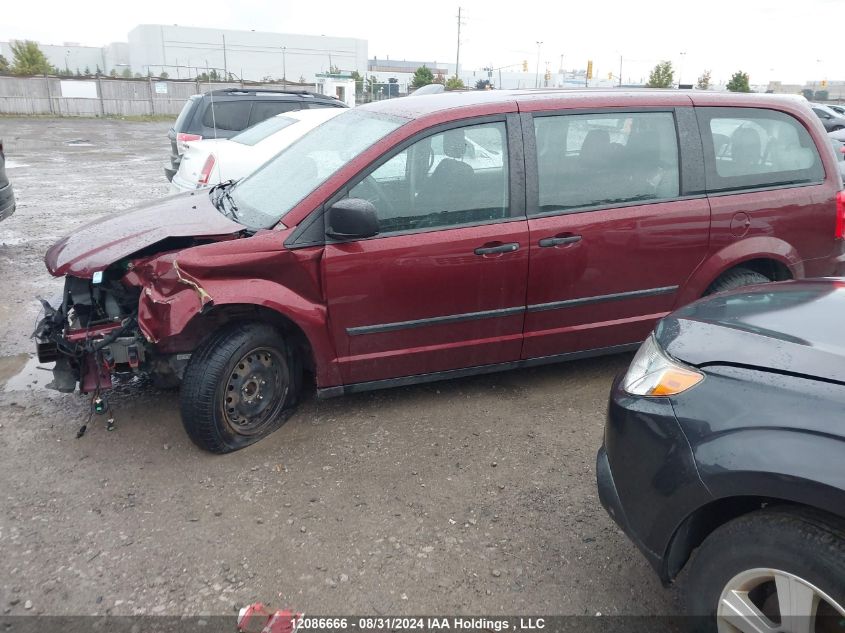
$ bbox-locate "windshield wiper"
[210,180,241,221]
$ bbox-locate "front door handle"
[538,235,582,247]
[474,242,520,256]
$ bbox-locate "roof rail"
[207,88,337,99]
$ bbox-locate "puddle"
[4,159,30,169]
[1,354,56,393]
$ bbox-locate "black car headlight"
[622,334,704,397]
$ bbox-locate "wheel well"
[664,497,843,581]
[718,258,793,285]
[184,304,316,376]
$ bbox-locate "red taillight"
[836,191,845,240]
[176,132,202,152]
[198,154,216,185]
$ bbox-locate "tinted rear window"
[533,111,680,213]
[699,107,824,192]
[202,101,252,132]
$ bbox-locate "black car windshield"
[229,109,406,229]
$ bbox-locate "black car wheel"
[705,267,771,295]
[180,323,299,453]
[686,509,845,632]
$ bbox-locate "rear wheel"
[686,509,845,633]
[705,267,771,296]
[180,323,300,453]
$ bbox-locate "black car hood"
[657,280,845,385]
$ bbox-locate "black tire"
[180,322,300,453]
[705,267,771,296]
[686,508,845,632]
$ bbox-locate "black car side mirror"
[326,198,379,241]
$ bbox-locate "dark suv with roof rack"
[164,88,348,181]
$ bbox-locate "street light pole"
[534,41,543,89]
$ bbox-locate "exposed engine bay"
[34,266,189,396]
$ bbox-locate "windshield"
[231,115,298,146]
[229,109,406,229]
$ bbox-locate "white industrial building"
[0,41,129,75]
[128,25,367,82]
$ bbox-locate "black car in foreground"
[0,139,15,222]
[597,279,845,631]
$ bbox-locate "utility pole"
[534,41,543,89]
[222,34,228,79]
[619,55,623,87]
[455,7,462,81]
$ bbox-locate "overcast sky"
[2,0,840,85]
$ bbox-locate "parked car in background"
[0,140,15,222]
[164,88,347,182]
[830,128,845,143]
[169,108,345,193]
[810,102,845,131]
[830,136,845,180]
[827,103,845,116]
[597,279,845,631]
[36,90,844,452]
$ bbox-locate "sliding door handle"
[474,242,520,256]
[538,235,582,247]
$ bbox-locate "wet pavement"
[0,117,680,617]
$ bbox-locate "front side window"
[700,107,824,192]
[347,121,510,234]
[248,101,300,125]
[229,109,406,229]
[533,111,679,214]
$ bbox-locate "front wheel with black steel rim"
[180,323,300,453]
[686,508,845,633]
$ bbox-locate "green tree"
[645,61,674,88]
[350,70,364,95]
[120,68,132,78]
[411,65,434,89]
[726,70,751,92]
[83,65,91,76]
[95,64,102,76]
[696,70,711,90]
[10,40,55,75]
[0,55,9,74]
[815,90,829,101]
[159,71,169,79]
[109,68,117,77]
[445,75,465,90]
[475,78,491,90]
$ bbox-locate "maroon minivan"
[36,90,845,452]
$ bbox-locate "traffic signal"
[522,60,528,72]
[608,72,613,80]
[586,60,593,80]
[821,79,828,88]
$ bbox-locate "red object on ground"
[237,603,301,633]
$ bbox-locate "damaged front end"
[33,267,186,394]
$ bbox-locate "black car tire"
[686,508,845,632]
[180,322,299,453]
[705,267,770,295]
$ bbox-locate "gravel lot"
[0,117,678,617]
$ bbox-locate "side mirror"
[326,198,379,241]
